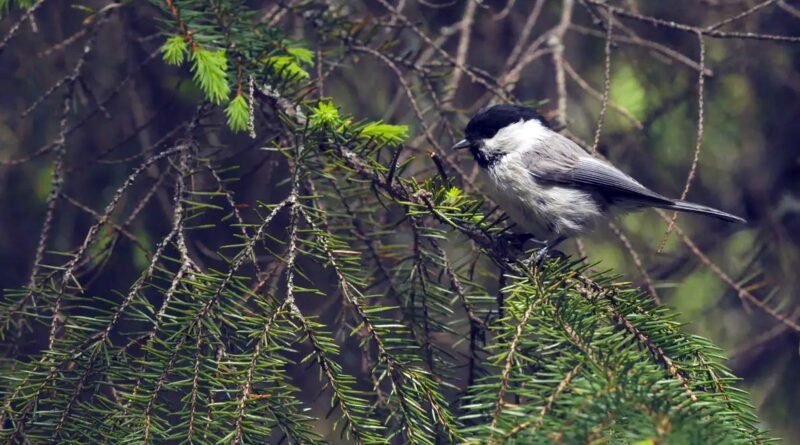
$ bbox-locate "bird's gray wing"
[527,136,674,206]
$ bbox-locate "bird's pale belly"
[478,163,603,239]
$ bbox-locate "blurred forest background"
[1,0,799,442]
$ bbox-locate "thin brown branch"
[0,0,49,57]
[569,23,714,76]
[562,60,643,129]
[655,209,800,333]
[503,0,546,73]
[607,221,660,303]
[590,11,614,154]
[705,0,778,32]
[444,0,478,104]
[374,0,511,100]
[658,32,705,251]
[550,0,575,127]
[588,1,800,42]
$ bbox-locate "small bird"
[452,104,745,262]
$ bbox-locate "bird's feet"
[534,246,551,265]
[497,233,569,268]
[533,246,568,265]
[529,235,569,267]
[498,232,546,249]
[496,233,545,262]
[520,246,567,269]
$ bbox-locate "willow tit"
[452,104,745,261]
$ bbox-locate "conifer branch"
[1,2,792,443]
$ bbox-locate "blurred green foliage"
[0,0,799,442]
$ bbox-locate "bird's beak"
[451,139,471,150]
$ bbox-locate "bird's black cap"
[464,104,549,141]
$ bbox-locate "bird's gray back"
[523,132,673,209]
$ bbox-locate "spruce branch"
[1,2,793,444]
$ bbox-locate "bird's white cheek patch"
[482,118,550,156]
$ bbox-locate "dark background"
[1,0,799,441]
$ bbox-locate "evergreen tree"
[2,0,798,443]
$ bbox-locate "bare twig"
[588,1,800,43]
[705,0,778,32]
[550,0,575,127]
[444,0,478,104]
[590,11,614,154]
[504,0,546,72]
[569,24,714,76]
[658,32,705,251]
[608,221,660,303]
[0,0,49,57]
[563,60,643,129]
[655,209,800,333]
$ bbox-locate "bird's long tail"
[663,200,746,223]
